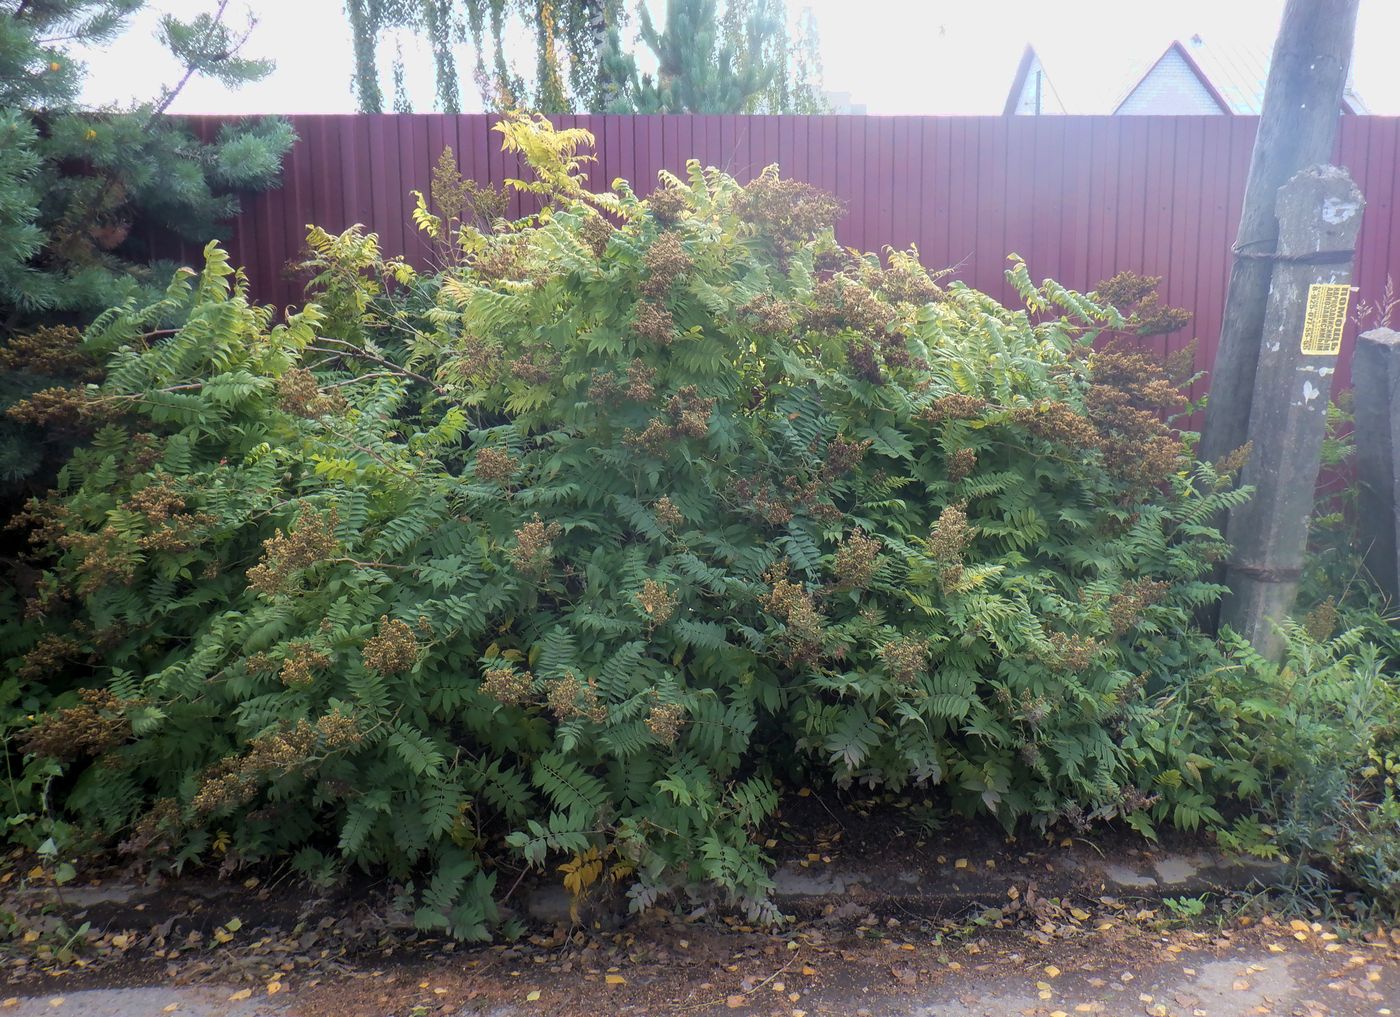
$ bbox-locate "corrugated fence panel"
[189,113,1399,389]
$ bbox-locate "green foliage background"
[3,117,1398,932]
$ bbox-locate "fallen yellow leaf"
[267,980,283,995]
[1051,1011,1068,1017]
[47,1001,64,1010]
[3,1001,20,1011]
[1232,980,1250,991]
[1044,965,1061,978]
[163,1006,178,1014]
[526,989,541,1002]
[1289,919,1310,932]
[228,989,252,1002]
[1070,908,1090,920]
[801,965,817,976]
[605,974,626,986]
[111,934,130,950]
[954,858,968,869]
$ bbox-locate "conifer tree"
[0,0,294,497]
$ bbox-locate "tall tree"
[343,0,824,114]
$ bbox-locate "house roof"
[1111,39,1232,114]
[1002,44,1067,116]
[1008,34,1368,116]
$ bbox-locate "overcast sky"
[77,0,1400,116]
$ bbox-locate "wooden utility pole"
[1199,0,1360,472]
[1219,165,1363,658]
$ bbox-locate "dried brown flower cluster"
[635,578,678,625]
[362,616,419,674]
[546,672,608,724]
[736,175,843,254]
[428,147,508,232]
[1085,345,1188,486]
[20,689,132,761]
[926,502,974,589]
[246,508,339,596]
[510,514,563,578]
[862,259,943,307]
[640,232,691,297]
[1008,687,1052,729]
[740,294,796,335]
[919,393,989,425]
[846,338,884,385]
[437,334,504,389]
[1213,441,1253,484]
[1009,401,1102,449]
[947,447,977,483]
[626,386,715,454]
[121,477,217,555]
[646,696,686,745]
[1045,631,1102,673]
[580,213,614,256]
[1303,598,1339,642]
[880,637,929,686]
[17,633,85,682]
[822,436,872,480]
[590,359,657,403]
[832,530,882,589]
[0,325,98,378]
[1105,579,1170,635]
[509,350,559,385]
[474,445,519,484]
[648,186,690,225]
[804,278,890,336]
[733,477,793,525]
[192,721,318,816]
[280,641,330,688]
[761,562,824,663]
[653,495,684,528]
[7,385,114,429]
[124,478,185,524]
[472,234,530,280]
[632,299,676,346]
[481,666,534,706]
[277,368,347,417]
[58,527,138,595]
[193,713,361,817]
[1094,270,1192,337]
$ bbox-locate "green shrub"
[4,116,1255,935]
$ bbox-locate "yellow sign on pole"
[1300,283,1352,356]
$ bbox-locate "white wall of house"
[1009,54,1066,115]
[1115,48,1224,114]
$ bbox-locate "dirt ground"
[3,802,1397,1017]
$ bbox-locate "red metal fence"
[200,114,1400,394]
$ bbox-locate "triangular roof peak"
[1112,39,1231,115]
